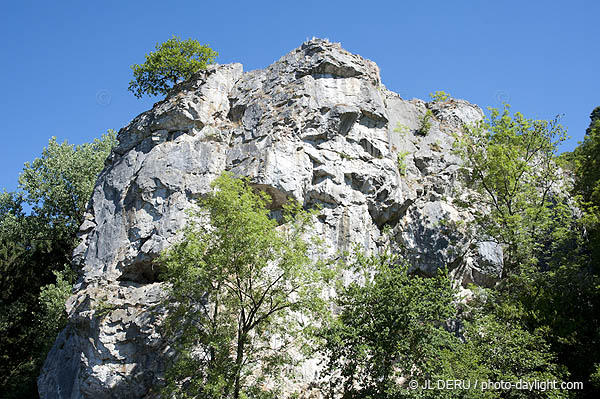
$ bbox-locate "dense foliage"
[0,132,117,398]
[571,106,600,266]
[454,106,600,398]
[454,105,569,274]
[128,36,218,98]
[319,251,567,399]
[563,106,600,395]
[320,252,457,398]
[159,173,332,399]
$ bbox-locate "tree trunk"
[233,331,245,399]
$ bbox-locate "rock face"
[38,39,502,398]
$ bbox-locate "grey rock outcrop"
[39,39,502,398]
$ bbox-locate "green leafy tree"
[450,285,571,399]
[320,251,569,399]
[128,36,218,98]
[0,131,117,398]
[320,251,457,398]
[516,259,600,398]
[571,106,600,267]
[454,105,568,275]
[572,106,600,204]
[19,132,117,234]
[557,106,600,396]
[455,105,600,398]
[36,267,76,349]
[440,313,569,399]
[430,90,451,102]
[159,173,331,399]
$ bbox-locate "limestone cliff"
[38,39,502,398]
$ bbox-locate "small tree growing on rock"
[128,36,217,98]
[429,90,451,103]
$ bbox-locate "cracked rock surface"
[39,39,502,398]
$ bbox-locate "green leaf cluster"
[397,151,409,176]
[570,106,600,265]
[454,104,600,397]
[417,109,434,136]
[430,90,451,103]
[320,252,456,398]
[394,123,411,136]
[0,131,117,398]
[454,105,568,274]
[319,252,568,399]
[36,267,75,346]
[159,172,331,399]
[128,36,218,98]
[19,131,117,233]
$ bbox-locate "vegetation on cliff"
[0,132,117,398]
[128,36,218,98]
[159,173,332,398]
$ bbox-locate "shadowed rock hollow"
[38,39,502,398]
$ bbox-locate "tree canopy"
[0,131,117,398]
[455,105,600,398]
[571,106,600,266]
[454,105,569,275]
[159,173,331,399]
[319,252,568,399]
[128,36,218,98]
[320,252,457,398]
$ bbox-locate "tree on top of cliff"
[128,36,218,98]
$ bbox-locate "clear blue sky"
[1,0,598,192]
